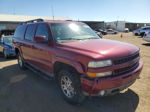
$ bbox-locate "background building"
[106,21,126,31]
[81,21,105,30]
[106,21,150,31]
[0,14,71,36]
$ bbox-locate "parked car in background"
[14,19,143,104]
[124,28,129,33]
[139,26,150,37]
[133,26,150,37]
[95,29,107,35]
[106,29,118,34]
[0,35,16,58]
[143,32,150,42]
[133,28,141,36]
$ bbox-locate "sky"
[0,0,150,23]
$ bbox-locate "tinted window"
[146,28,150,30]
[35,24,49,40]
[25,24,35,41]
[143,27,150,30]
[14,25,27,39]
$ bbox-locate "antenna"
[51,5,54,20]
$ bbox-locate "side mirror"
[35,36,47,43]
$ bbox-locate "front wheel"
[3,49,8,59]
[57,69,85,104]
[18,53,26,70]
[140,32,145,37]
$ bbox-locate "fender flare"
[14,47,23,56]
[53,56,85,74]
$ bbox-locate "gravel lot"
[0,32,149,112]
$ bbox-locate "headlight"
[88,60,112,68]
[87,71,112,78]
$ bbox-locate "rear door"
[22,24,36,64]
[14,24,27,58]
[31,23,53,75]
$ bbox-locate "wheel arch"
[15,48,19,55]
[53,58,85,77]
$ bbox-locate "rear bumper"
[80,62,143,96]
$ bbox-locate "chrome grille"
[114,62,139,76]
[113,53,139,65]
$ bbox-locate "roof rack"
[20,18,73,25]
[21,18,44,25]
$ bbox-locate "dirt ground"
[0,32,150,112]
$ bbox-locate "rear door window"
[25,24,35,41]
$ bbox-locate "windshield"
[51,23,100,42]
[3,37,13,45]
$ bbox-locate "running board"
[25,63,54,81]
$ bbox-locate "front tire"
[3,49,8,59]
[18,53,26,70]
[140,32,145,37]
[57,69,85,104]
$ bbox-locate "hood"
[57,39,139,59]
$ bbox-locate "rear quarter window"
[14,25,27,39]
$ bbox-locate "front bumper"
[6,49,16,56]
[80,62,143,96]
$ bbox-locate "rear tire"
[57,69,85,104]
[18,53,26,70]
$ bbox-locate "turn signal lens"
[87,71,112,78]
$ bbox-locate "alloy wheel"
[60,75,75,98]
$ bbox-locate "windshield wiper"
[59,38,83,40]
[82,37,99,40]
[58,37,99,42]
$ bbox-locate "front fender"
[53,56,85,74]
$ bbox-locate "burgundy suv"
[13,19,143,104]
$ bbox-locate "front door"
[32,23,53,75]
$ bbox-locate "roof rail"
[21,18,44,25]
